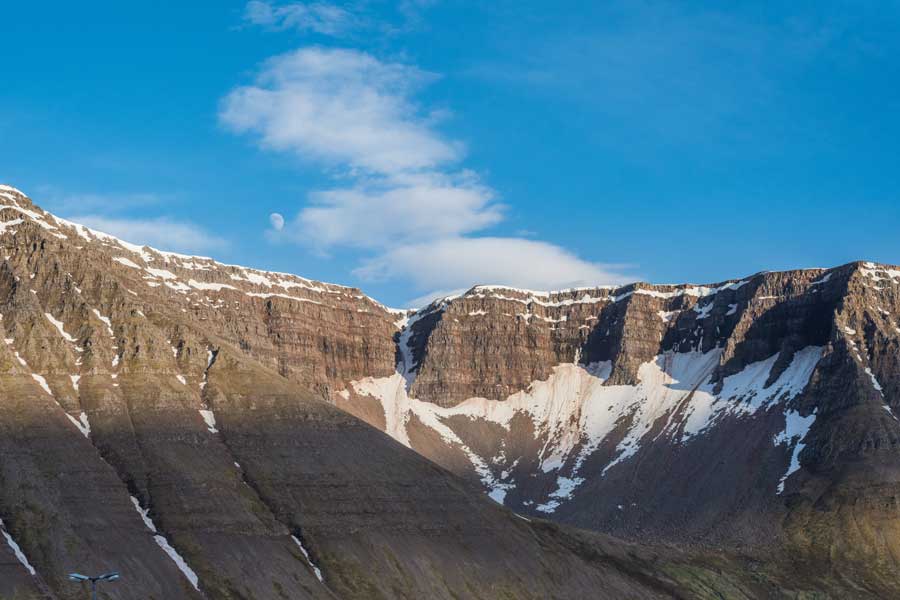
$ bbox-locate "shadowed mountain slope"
[1,184,898,598]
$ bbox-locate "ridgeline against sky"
[2,1,898,306]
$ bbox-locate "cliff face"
[0,185,706,600]
[1,184,899,598]
[338,262,900,595]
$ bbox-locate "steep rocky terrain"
[0,184,705,600]
[336,268,900,596]
[0,184,898,598]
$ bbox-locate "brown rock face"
[2,184,899,598]
[339,263,900,596]
[1,186,726,600]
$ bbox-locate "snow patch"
[154,536,200,590]
[113,256,142,269]
[291,535,324,583]
[351,374,513,503]
[145,267,177,280]
[31,374,52,395]
[164,280,191,293]
[352,346,823,511]
[44,312,78,343]
[861,262,900,282]
[535,476,585,513]
[199,409,218,433]
[66,412,91,438]
[187,279,237,291]
[395,307,433,389]
[865,367,884,393]
[130,496,200,591]
[657,310,678,323]
[0,518,36,576]
[0,217,24,234]
[693,302,714,319]
[246,292,321,304]
[681,347,823,438]
[774,409,817,494]
[811,272,832,285]
[92,309,114,336]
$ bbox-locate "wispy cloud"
[241,0,440,38]
[220,47,459,174]
[291,171,503,249]
[71,215,227,255]
[222,46,630,304]
[356,237,631,307]
[243,1,357,36]
[221,46,500,255]
[35,186,226,255]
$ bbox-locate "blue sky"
[1,1,899,307]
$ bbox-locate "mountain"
[337,264,900,596]
[0,184,897,598]
[0,185,676,600]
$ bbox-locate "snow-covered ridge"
[350,345,824,512]
[3,185,894,316]
[861,261,900,282]
[424,267,844,312]
[466,278,751,304]
[399,262,898,329]
[0,185,404,313]
[452,283,752,309]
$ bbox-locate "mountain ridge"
[0,184,683,600]
[2,183,900,598]
[335,251,900,596]
[5,178,871,314]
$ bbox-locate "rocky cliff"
[1,184,898,598]
[0,184,711,600]
[338,264,900,596]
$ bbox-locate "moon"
[269,212,285,231]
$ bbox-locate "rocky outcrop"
[340,262,900,595]
[0,185,699,600]
[2,184,899,598]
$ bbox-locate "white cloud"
[355,237,632,305]
[71,215,227,255]
[220,47,499,253]
[222,46,630,304]
[243,1,355,36]
[283,171,502,248]
[269,212,285,231]
[220,47,460,175]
